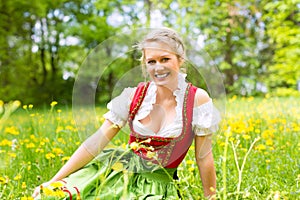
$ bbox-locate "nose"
[153,64,165,71]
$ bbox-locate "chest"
[139,99,177,134]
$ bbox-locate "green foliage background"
[0,0,299,105]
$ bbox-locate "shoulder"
[109,87,136,104]
[129,82,150,101]
[193,88,211,107]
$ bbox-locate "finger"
[32,186,41,198]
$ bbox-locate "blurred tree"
[0,0,84,104]
[151,0,272,96]
[262,0,300,92]
[0,0,299,105]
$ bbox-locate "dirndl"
[35,148,180,200]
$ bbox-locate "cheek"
[146,65,154,75]
[170,62,180,72]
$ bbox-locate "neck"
[155,74,179,100]
[156,83,177,103]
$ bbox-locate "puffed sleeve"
[192,99,221,136]
[103,87,136,127]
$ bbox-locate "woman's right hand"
[32,181,52,198]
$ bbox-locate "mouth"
[154,72,170,79]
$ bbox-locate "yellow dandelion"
[52,190,65,197]
[50,101,58,107]
[266,139,273,146]
[130,142,139,151]
[256,144,266,151]
[66,125,75,131]
[265,159,271,164]
[242,134,251,140]
[111,162,124,172]
[45,153,55,160]
[14,174,22,181]
[43,138,50,143]
[43,187,55,196]
[188,167,195,172]
[114,139,121,145]
[146,151,156,159]
[23,105,28,110]
[121,143,127,149]
[22,182,27,189]
[57,137,66,144]
[0,176,8,184]
[26,143,35,148]
[254,129,260,134]
[0,102,3,114]
[268,146,275,151]
[8,152,17,158]
[229,95,237,103]
[247,96,254,102]
[0,139,12,147]
[28,104,33,109]
[21,197,34,200]
[186,160,195,165]
[52,148,64,156]
[50,181,65,188]
[4,126,20,135]
[61,156,70,162]
[35,148,44,153]
[219,142,225,147]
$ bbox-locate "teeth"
[155,73,169,78]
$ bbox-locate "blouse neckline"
[133,73,188,136]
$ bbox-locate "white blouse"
[103,73,221,137]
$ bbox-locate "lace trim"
[135,73,188,122]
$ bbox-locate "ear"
[178,57,185,66]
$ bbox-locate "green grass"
[0,97,299,199]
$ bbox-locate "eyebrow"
[145,54,171,61]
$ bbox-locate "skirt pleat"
[35,148,179,200]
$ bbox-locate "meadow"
[0,96,299,199]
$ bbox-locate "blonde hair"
[136,28,186,76]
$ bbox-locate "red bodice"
[128,82,197,168]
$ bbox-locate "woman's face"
[144,42,182,89]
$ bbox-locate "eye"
[161,58,170,62]
[147,60,156,65]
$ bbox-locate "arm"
[195,135,216,199]
[193,88,217,198]
[50,119,120,182]
[32,119,120,197]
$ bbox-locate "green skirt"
[36,148,180,200]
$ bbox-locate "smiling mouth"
[155,72,170,78]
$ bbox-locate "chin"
[153,79,176,90]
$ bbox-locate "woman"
[33,28,220,199]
